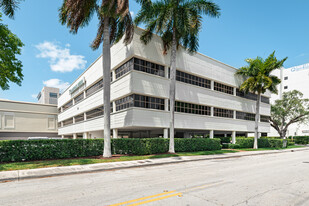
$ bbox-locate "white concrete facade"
[270,64,309,136]
[58,28,271,139]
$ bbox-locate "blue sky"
[1,0,309,102]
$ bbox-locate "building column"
[211,107,214,117]
[83,91,86,99]
[113,102,116,113]
[113,129,118,139]
[211,80,214,90]
[258,132,261,139]
[164,99,169,111]
[232,131,236,144]
[83,132,88,139]
[163,128,168,139]
[165,66,169,78]
[233,87,237,96]
[233,110,236,119]
[61,135,64,139]
[112,70,116,81]
[209,130,214,139]
[73,133,77,139]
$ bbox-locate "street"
[1,150,309,206]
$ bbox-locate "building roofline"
[61,27,238,95]
[0,99,57,107]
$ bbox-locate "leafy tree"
[270,90,309,139]
[0,0,23,18]
[59,0,134,157]
[235,51,287,149]
[135,0,220,153]
[0,12,24,90]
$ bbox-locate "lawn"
[0,150,238,172]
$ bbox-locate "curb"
[1,147,308,182]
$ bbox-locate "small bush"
[228,144,240,149]
[293,136,309,145]
[235,138,284,148]
[218,136,231,144]
[174,138,221,152]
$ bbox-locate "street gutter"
[0,147,308,182]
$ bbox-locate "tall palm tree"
[0,0,23,18]
[59,0,134,157]
[235,51,287,149]
[135,0,220,153]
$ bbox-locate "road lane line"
[109,190,177,206]
[126,192,182,206]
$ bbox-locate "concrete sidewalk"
[1,147,308,182]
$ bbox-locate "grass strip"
[0,150,238,172]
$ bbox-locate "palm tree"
[235,51,287,149]
[135,0,220,153]
[0,0,23,18]
[59,0,134,157]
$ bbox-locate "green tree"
[235,51,287,149]
[135,0,220,153]
[270,90,309,139]
[0,13,24,90]
[0,0,23,18]
[59,0,134,157]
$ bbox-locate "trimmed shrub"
[112,138,168,155]
[218,136,231,144]
[0,138,221,162]
[174,138,221,152]
[235,138,284,148]
[236,138,254,148]
[227,144,240,149]
[293,136,309,145]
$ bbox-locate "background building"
[58,28,271,139]
[0,99,58,140]
[37,87,60,105]
[270,63,309,136]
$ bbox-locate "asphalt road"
[1,150,309,206]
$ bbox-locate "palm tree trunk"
[103,17,112,158]
[169,28,177,153]
[254,93,261,149]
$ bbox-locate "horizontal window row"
[175,101,211,116]
[236,111,255,121]
[115,58,165,79]
[236,89,270,104]
[214,107,234,118]
[214,82,234,95]
[260,115,270,123]
[176,70,211,89]
[115,94,165,111]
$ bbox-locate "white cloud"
[43,79,70,93]
[35,41,87,73]
[31,94,37,99]
[130,11,134,17]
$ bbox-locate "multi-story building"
[270,63,309,136]
[0,99,58,140]
[37,86,59,105]
[58,28,271,139]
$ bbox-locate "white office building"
[270,63,309,136]
[37,86,60,105]
[57,28,271,139]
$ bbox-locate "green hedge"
[0,138,221,162]
[293,136,309,145]
[235,138,284,149]
[217,136,231,144]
